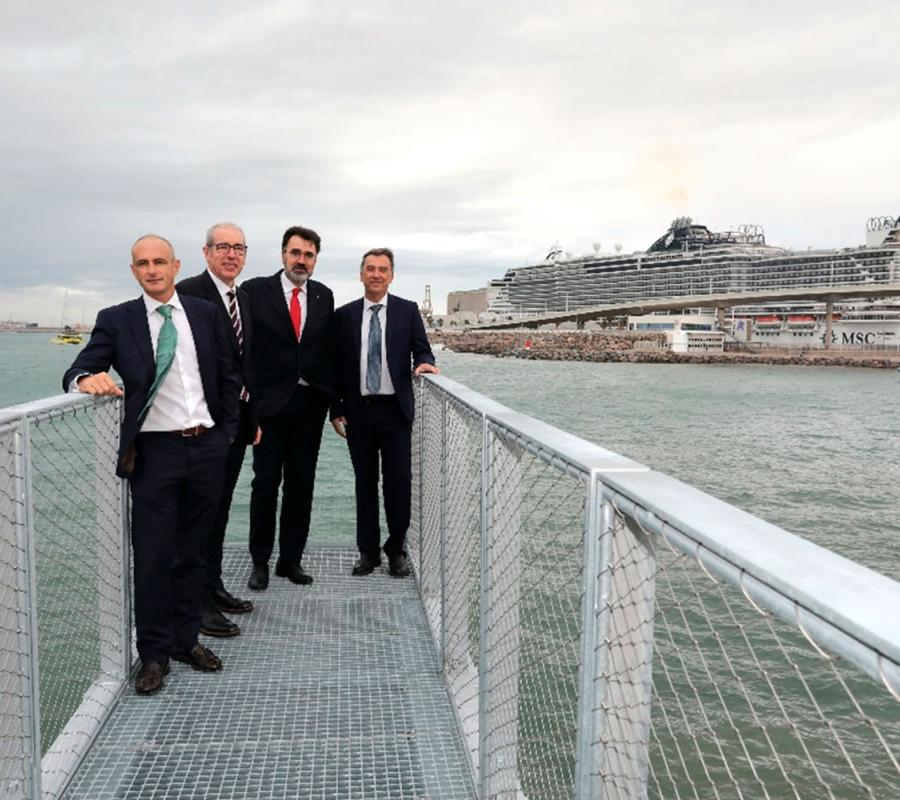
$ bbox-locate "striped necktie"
[366,304,383,394]
[138,304,177,422]
[227,290,250,402]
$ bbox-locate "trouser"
[249,385,328,564]
[345,395,412,559]
[130,429,227,664]
[203,401,252,599]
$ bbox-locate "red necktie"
[290,287,301,340]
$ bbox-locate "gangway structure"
[1,379,898,799]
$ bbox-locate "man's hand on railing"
[414,363,439,376]
[76,372,124,397]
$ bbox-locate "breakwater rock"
[430,330,900,370]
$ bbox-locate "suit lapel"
[351,298,364,368]
[268,272,296,342]
[126,299,155,381]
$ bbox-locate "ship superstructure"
[487,216,900,316]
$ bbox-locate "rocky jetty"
[431,330,900,370]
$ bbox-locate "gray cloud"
[2,1,899,323]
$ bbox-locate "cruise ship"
[486,216,900,347]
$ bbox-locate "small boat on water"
[50,330,83,345]
[50,288,84,345]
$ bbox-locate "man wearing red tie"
[240,226,334,590]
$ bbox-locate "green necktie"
[139,304,178,422]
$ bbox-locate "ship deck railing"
[0,377,898,799]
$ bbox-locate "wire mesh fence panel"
[413,375,900,800]
[600,504,900,800]
[410,381,444,651]
[410,382,484,777]
[0,421,36,800]
[0,397,133,800]
[484,425,588,800]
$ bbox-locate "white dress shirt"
[207,268,241,322]
[140,292,215,432]
[360,294,395,396]
[281,272,309,385]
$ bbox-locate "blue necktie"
[366,304,383,394]
[139,304,177,422]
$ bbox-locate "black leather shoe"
[248,562,269,591]
[212,587,254,614]
[200,606,240,638]
[135,660,170,695]
[351,553,382,576]
[275,558,314,585]
[172,643,223,672]
[388,553,411,578]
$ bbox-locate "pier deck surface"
[62,547,475,799]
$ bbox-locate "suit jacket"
[176,270,258,442]
[330,294,435,423]
[241,272,334,418]
[62,295,241,477]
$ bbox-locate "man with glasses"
[240,226,334,591]
[177,223,259,639]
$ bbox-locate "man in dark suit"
[176,222,259,638]
[330,247,438,577]
[241,225,334,590]
[63,234,240,694]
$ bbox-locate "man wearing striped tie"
[63,234,240,695]
[177,223,260,639]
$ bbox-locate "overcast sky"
[2,1,898,324]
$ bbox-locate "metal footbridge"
[1,376,898,799]
[62,548,475,799]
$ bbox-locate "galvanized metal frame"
[17,415,43,800]
[414,373,900,799]
[0,394,134,800]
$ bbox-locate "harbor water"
[2,331,898,797]
[4,331,896,581]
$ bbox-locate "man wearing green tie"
[63,235,241,695]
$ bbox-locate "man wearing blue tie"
[330,248,438,577]
[63,235,240,694]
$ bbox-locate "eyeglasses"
[212,243,247,255]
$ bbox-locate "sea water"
[2,332,897,578]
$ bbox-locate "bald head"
[132,234,176,262]
[130,234,181,303]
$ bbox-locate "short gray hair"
[205,222,246,247]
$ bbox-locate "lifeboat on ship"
[754,315,783,329]
[786,315,817,330]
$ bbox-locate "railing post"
[574,472,606,799]
[416,381,424,583]
[439,396,449,668]
[478,414,491,798]
[593,493,656,799]
[0,417,43,800]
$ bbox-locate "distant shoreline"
[431,329,900,370]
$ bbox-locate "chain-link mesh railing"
[411,375,900,800]
[0,395,129,800]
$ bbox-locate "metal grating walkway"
[62,547,476,799]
